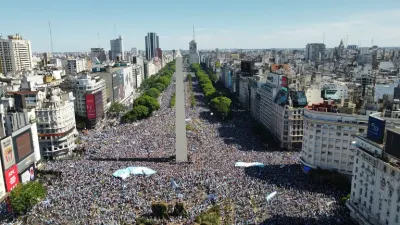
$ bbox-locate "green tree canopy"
[132,105,149,119]
[121,110,138,123]
[10,182,47,215]
[215,61,221,68]
[209,73,219,83]
[157,76,171,87]
[108,102,126,116]
[210,96,232,119]
[154,83,165,92]
[134,95,160,113]
[146,88,161,98]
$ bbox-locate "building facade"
[258,82,304,149]
[35,88,77,159]
[110,36,124,61]
[145,32,159,61]
[67,58,87,75]
[90,48,107,63]
[0,34,33,75]
[61,74,107,127]
[300,106,368,175]
[305,43,326,62]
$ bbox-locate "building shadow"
[259,213,356,225]
[244,164,349,196]
[90,156,175,163]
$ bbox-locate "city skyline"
[1,0,400,52]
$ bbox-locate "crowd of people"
[21,73,355,225]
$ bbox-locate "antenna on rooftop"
[97,32,100,48]
[346,35,348,48]
[193,25,195,41]
[323,32,325,44]
[371,38,374,47]
[48,21,54,54]
[114,21,117,38]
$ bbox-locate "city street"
[22,63,354,225]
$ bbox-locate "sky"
[1,0,400,52]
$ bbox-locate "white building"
[110,36,124,61]
[49,58,62,68]
[300,105,368,175]
[132,64,142,89]
[35,88,77,159]
[61,74,107,127]
[67,58,87,75]
[347,122,400,225]
[258,80,304,150]
[90,48,107,63]
[0,34,33,75]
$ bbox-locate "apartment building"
[67,58,87,75]
[305,43,326,62]
[347,116,400,225]
[258,84,304,149]
[61,74,106,128]
[300,102,369,175]
[0,34,33,74]
[35,88,77,159]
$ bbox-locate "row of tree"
[187,74,196,107]
[121,61,175,123]
[191,64,232,119]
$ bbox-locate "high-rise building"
[90,48,107,63]
[189,26,200,64]
[145,32,159,61]
[131,48,138,56]
[110,36,124,61]
[0,34,33,74]
[305,43,325,62]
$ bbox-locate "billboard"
[17,153,35,173]
[4,165,19,192]
[281,76,288,88]
[0,137,15,170]
[385,129,400,159]
[85,94,96,120]
[367,116,386,144]
[95,91,103,119]
[12,127,34,164]
[18,164,35,184]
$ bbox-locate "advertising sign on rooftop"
[12,126,34,164]
[367,116,386,144]
[0,137,15,170]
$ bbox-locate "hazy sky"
[1,0,400,52]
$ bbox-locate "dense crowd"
[21,73,355,225]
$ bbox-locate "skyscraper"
[189,26,200,64]
[0,34,33,74]
[145,32,159,61]
[305,43,325,62]
[110,36,124,61]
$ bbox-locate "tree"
[210,96,231,119]
[134,95,160,113]
[10,182,47,215]
[132,105,149,119]
[108,102,126,116]
[154,83,165,92]
[215,61,221,68]
[157,76,170,87]
[121,111,137,123]
[209,73,218,83]
[146,88,161,98]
